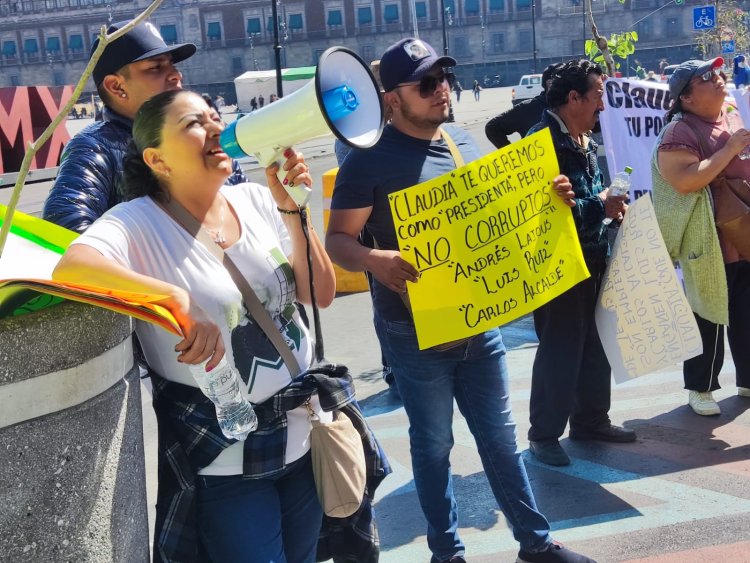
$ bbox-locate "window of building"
[288,13,303,30]
[207,22,222,41]
[489,0,504,10]
[384,4,399,23]
[415,2,427,18]
[452,36,469,56]
[517,0,531,10]
[232,56,243,75]
[46,36,60,54]
[465,0,480,15]
[247,17,261,35]
[160,25,177,45]
[519,29,531,51]
[635,20,651,40]
[492,33,504,52]
[2,40,17,58]
[358,6,372,25]
[68,34,83,53]
[267,16,278,32]
[327,10,342,26]
[361,44,375,63]
[665,17,679,38]
[24,37,38,55]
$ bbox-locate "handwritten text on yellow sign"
[389,128,590,349]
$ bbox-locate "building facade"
[0,0,728,105]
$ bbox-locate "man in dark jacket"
[525,59,635,467]
[43,20,247,233]
[485,63,562,149]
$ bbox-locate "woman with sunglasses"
[652,57,750,416]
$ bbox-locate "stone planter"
[0,301,149,562]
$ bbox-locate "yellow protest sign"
[388,128,590,349]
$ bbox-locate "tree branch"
[0,0,165,258]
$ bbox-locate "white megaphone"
[221,46,384,207]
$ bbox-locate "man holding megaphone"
[326,38,595,563]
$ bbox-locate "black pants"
[529,260,611,442]
[683,260,750,392]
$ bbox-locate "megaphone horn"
[221,47,385,207]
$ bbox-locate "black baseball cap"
[91,20,196,85]
[380,38,456,92]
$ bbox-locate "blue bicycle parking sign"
[693,5,716,31]
[722,40,736,54]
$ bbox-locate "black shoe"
[430,555,466,563]
[529,440,570,466]
[568,424,636,443]
[517,540,597,562]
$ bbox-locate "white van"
[512,74,543,106]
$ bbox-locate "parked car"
[511,74,543,106]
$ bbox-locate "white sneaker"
[738,387,750,398]
[688,391,721,416]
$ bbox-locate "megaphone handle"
[273,162,312,208]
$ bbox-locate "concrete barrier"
[322,167,370,294]
[0,301,149,562]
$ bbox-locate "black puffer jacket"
[43,107,248,233]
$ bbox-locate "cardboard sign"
[595,195,702,383]
[389,128,590,349]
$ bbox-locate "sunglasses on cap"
[696,67,721,82]
[394,69,454,98]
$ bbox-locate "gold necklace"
[205,197,226,245]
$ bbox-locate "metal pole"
[271,0,283,97]
[531,0,538,72]
[440,0,449,56]
[439,0,455,122]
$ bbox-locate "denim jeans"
[374,314,551,560]
[196,452,322,563]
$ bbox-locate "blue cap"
[379,38,456,92]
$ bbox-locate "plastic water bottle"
[603,166,632,226]
[188,356,258,440]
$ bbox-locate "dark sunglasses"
[395,69,453,98]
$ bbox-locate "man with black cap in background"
[43,19,247,233]
[327,37,595,563]
[485,62,563,149]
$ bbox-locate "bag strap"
[157,196,303,376]
[440,127,465,168]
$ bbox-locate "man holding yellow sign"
[327,38,595,563]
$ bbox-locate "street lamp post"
[271,0,283,98]
[440,0,455,122]
[531,0,538,72]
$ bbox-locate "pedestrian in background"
[453,79,463,102]
[259,94,265,108]
[472,79,482,101]
[327,37,596,563]
[652,57,750,416]
[733,54,749,89]
[526,59,635,468]
[485,62,562,149]
[250,96,258,111]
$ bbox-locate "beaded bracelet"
[277,206,308,215]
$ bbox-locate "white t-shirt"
[72,182,329,475]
